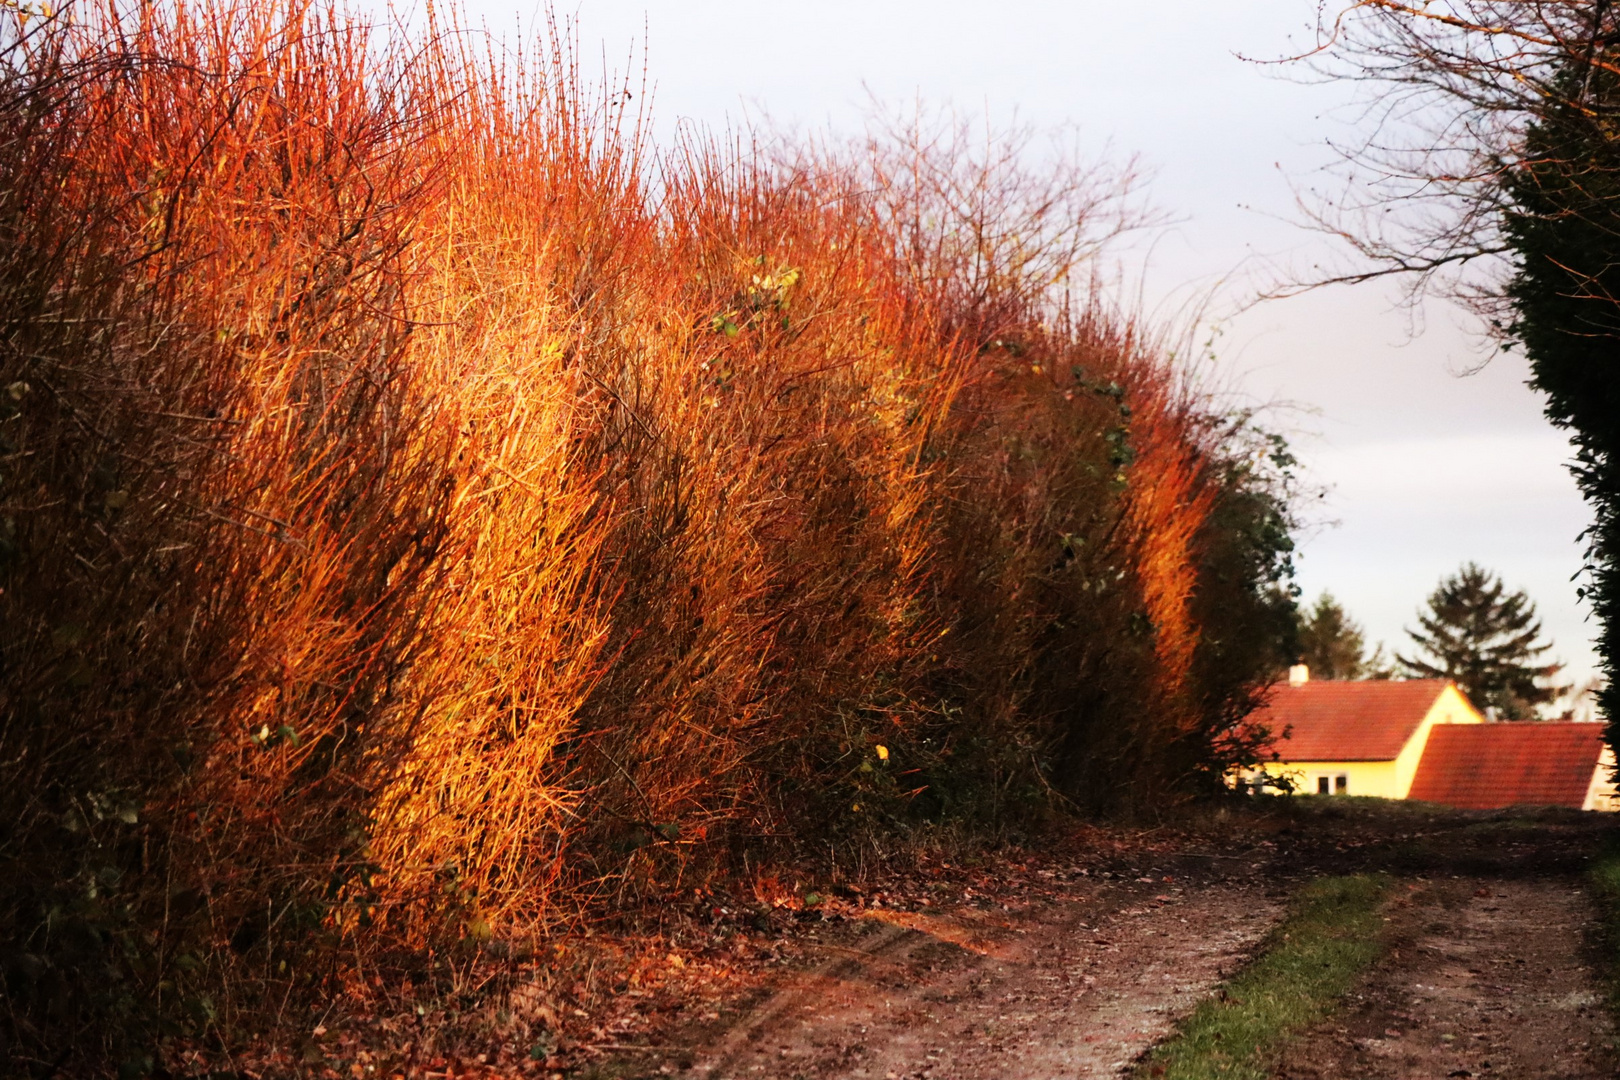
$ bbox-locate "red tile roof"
[1408,722,1606,810]
[1251,679,1455,761]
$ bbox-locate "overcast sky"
[446,0,1597,694]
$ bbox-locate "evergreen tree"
[1399,563,1566,719]
[1501,61,1620,737]
[1360,641,1398,681]
[1296,592,1368,679]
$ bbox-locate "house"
[1251,665,1617,810]
[1252,666,1482,799]
[1408,722,1619,811]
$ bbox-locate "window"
[1317,776,1331,795]
[1335,774,1349,795]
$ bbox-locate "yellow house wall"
[1584,746,1620,812]
[1283,759,1402,798]
[1279,683,1483,800]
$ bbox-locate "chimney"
[1288,663,1310,687]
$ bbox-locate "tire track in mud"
[682,877,1283,1080]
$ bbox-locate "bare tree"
[1285,2,1619,311]
[766,103,1158,345]
[1290,1,1620,740]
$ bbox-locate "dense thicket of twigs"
[1300,0,1620,745]
[0,2,1299,1070]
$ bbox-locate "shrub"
[0,2,1298,1067]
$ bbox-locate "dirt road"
[580,806,1617,1080]
[689,876,1280,1080]
[1274,875,1613,1079]
[1270,810,1619,1080]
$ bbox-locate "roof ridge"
[1249,678,1457,762]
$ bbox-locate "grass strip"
[1587,844,1620,1020]
[1133,874,1390,1080]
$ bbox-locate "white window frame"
[1313,772,1350,795]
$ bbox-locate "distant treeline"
[0,1,1298,1068]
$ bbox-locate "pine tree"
[1296,592,1368,679]
[1399,563,1567,720]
